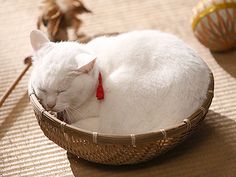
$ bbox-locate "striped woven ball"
[192,0,236,52]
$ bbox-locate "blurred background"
[0,0,235,176]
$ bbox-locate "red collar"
[96,72,104,100]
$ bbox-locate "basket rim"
[29,73,214,146]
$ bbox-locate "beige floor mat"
[0,0,236,176]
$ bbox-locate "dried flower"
[37,0,91,41]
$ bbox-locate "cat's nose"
[47,102,56,109]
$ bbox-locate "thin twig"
[0,56,32,107]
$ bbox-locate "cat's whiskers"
[53,103,66,110]
[67,107,83,122]
[67,106,85,119]
[64,108,74,121]
[67,107,83,120]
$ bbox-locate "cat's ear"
[75,53,96,73]
[30,30,50,51]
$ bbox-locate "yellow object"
[192,0,236,52]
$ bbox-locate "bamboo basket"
[28,71,214,165]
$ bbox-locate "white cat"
[29,29,210,134]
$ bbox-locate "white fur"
[30,30,210,135]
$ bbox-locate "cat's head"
[30,30,98,113]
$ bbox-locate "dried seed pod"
[37,0,91,41]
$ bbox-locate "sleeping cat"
[29,29,210,134]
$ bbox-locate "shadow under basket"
[28,73,214,165]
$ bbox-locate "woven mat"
[0,0,236,176]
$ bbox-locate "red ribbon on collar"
[96,72,104,100]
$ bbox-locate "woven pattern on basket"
[192,1,236,51]
[29,72,213,165]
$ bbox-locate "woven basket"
[28,70,214,165]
